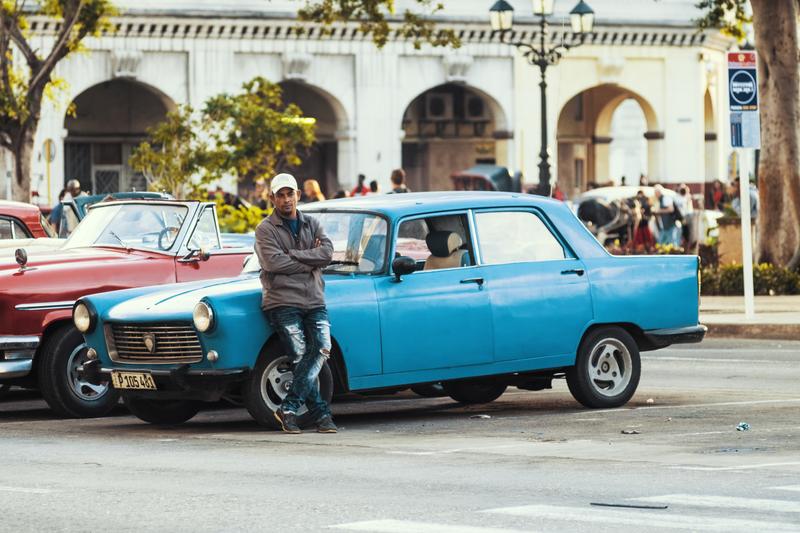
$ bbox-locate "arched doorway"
[276,80,344,198]
[64,79,175,194]
[401,83,504,192]
[557,84,659,197]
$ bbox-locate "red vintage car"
[0,199,58,240]
[0,199,251,416]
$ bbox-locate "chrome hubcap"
[259,355,317,416]
[587,338,632,397]
[67,343,109,402]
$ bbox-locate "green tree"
[697,0,800,270]
[0,0,114,202]
[203,77,316,184]
[128,105,220,199]
[129,78,316,199]
[297,0,460,49]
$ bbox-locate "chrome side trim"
[0,336,40,349]
[15,301,74,311]
[0,359,33,379]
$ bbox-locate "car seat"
[424,231,468,270]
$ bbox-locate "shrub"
[701,264,800,296]
[217,204,270,234]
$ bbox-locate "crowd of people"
[242,167,412,209]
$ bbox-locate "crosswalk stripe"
[482,504,800,532]
[0,486,52,494]
[329,520,533,533]
[633,494,800,514]
[773,485,800,493]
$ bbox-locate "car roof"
[0,199,40,212]
[302,191,561,220]
[576,185,677,203]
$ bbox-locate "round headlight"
[73,302,93,333]
[193,301,214,332]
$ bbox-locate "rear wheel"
[410,383,447,398]
[123,397,202,425]
[244,348,333,429]
[443,380,507,404]
[567,326,641,408]
[37,325,119,418]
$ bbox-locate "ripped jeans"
[266,306,332,421]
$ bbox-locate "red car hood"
[0,245,156,272]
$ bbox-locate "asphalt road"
[0,338,798,532]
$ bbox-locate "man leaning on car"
[254,173,337,434]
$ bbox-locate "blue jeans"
[266,306,332,421]
[658,224,681,246]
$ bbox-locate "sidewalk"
[700,295,800,340]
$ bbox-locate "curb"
[705,323,800,341]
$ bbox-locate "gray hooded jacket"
[254,210,333,311]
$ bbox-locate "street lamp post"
[490,0,595,196]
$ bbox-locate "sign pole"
[727,51,759,319]
[738,149,755,319]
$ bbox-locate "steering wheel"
[157,226,181,250]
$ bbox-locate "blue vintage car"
[76,192,705,428]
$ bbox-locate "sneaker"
[274,408,301,434]
[316,416,338,433]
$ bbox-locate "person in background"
[551,183,565,201]
[638,174,649,187]
[333,190,349,199]
[48,189,68,233]
[632,189,655,250]
[705,179,726,210]
[303,179,326,203]
[677,184,694,247]
[731,177,759,219]
[387,168,411,194]
[369,180,379,194]
[653,184,680,246]
[66,179,87,198]
[351,174,369,196]
[253,179,268,210]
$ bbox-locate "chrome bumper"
[0,336,39,379]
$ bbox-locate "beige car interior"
[424,231,467,270]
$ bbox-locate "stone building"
[3,0,732,203]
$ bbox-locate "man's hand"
[314,238,321,248]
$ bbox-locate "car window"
[0,218,12,239]
[305,211,388,274]
[396,213,474,270]
[13,219,30,238]
[39,213,57,238]
[475,211,566,264]
[188,207,221,250]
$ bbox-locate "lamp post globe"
[570,0,595,33]
[489,0,514,32]
[531,0,555,16]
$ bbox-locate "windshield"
[64,203,188,252]
[39,213,57,238]
[242,212,388,275]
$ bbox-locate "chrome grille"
[108,323,203,364]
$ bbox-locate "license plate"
[111,371,157,390]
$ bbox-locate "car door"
[473,208,593,362]
[175,206,247,282]
[376,212,494,375]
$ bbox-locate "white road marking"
[579,398,800,415]
[0,486,52,494]
[482,504,799,532]
[387,444,526,456]
[670,461,800,472]
[632,494,800,513]
[643,356,789,364]
[773,485,800,492]
[670,426,800,437]
[329,519,532,533]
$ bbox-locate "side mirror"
[198,248,210,262]
[391,256,417,282]
[15,248,28,269]
[178,248,211,263]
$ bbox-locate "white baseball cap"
[270,173,298,194]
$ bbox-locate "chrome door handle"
[560,269,585,276]
[460,277,484,286]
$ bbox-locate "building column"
[645,131,665,182]
[592,135,612,183]
[336,129,357,193]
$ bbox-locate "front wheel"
[37,325,119,418]
[567,326,641,408]
[123,397,202,425]
[244,348,333,429]
[443,380,507,404]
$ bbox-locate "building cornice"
[27,14,730,50]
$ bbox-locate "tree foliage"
[129,78,316,200]
[0,0,115,201]
[297,0,460,49]
[694,0,750,40]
